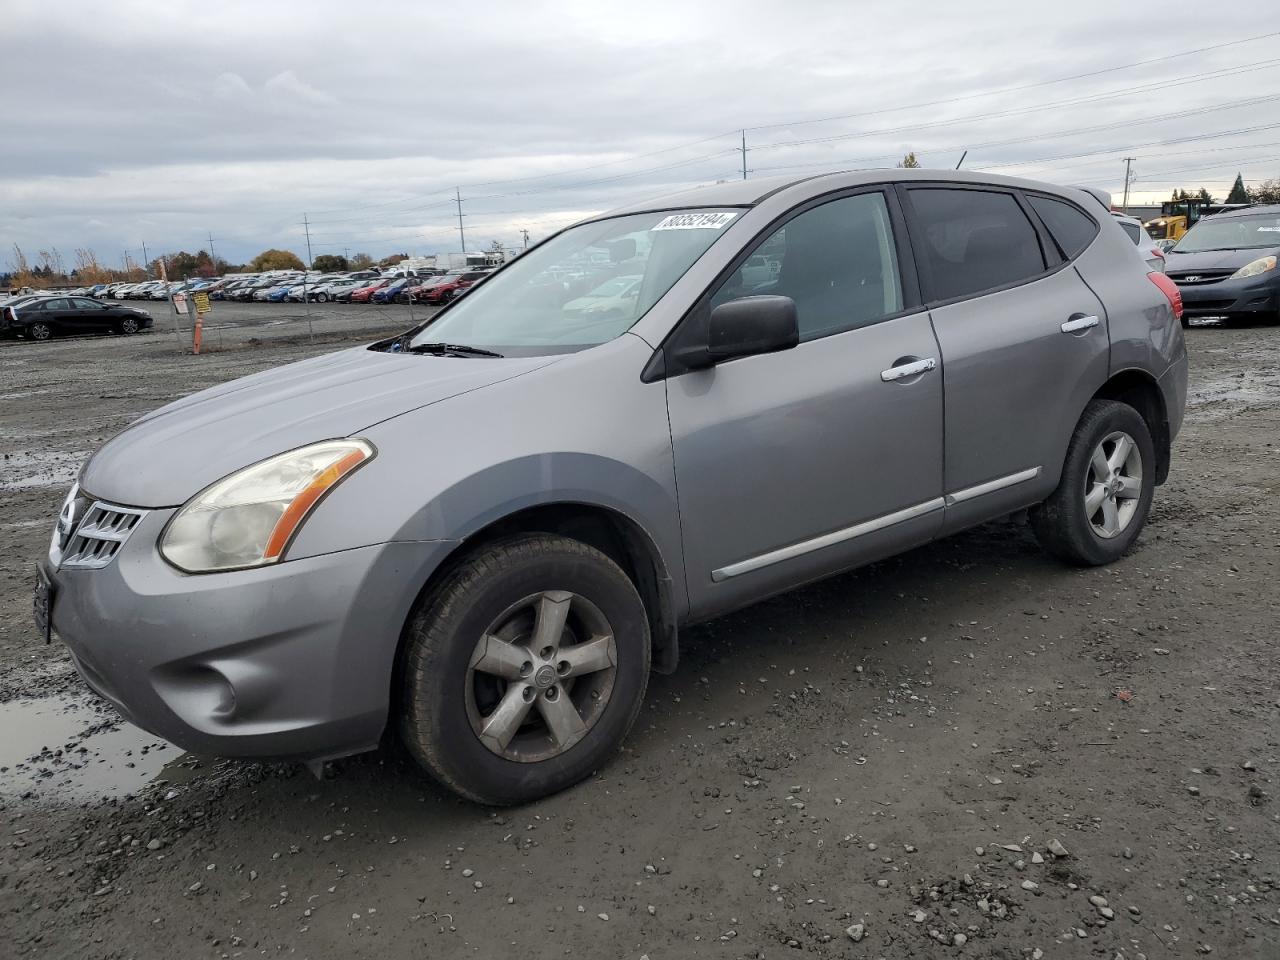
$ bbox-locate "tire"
[28,321,53,341]
[1030,399,1156,566]
[118,316,139,335]
[317,293,328,303]
[400,534,651,805]
[1179,316,1189,329]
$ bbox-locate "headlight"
[1230,256,1277,280]
[160,439,374,573]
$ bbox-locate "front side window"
[1174,213,1280,253]
[1028,195,1099,258]
[408,208,741,355]
[908,188,1047,302]
[710,192,903,340]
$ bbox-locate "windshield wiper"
[404,341,504,358]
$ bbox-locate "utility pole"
[740,130,749,180]
[302,214,314,269]
[455,188,467,253]
[207,231,217,270]
[520,229,530,251]
[1122,158,1136,214]
[141,240,149,276]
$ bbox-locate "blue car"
[371,278,411,304]
[266,284,299,303]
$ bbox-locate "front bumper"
[46,506,454,762]
[1176,274,1279,317]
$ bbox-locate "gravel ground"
[1,313,1277,959]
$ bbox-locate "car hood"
[82,346,558,507]
[1165,245,1280,271]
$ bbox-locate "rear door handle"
[1061,315,1100,333]
[880,357,937,382]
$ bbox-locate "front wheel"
[316,293,328,303]
[400,534,651,805]
[119,316,140,335]
[1031,399,1155,566]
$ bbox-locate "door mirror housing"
[706,295,799,363]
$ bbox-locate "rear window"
[1028,195,1100,258]
[907,188,1047,302]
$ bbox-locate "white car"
[1113,213,1165,272]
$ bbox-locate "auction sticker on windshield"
[652,212,739,231]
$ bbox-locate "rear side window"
[1028,195,1100,257]
[907,188,1047,302]
[1118,221,1141,244]
[710,192,903,341]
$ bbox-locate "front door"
[665,189,945,620]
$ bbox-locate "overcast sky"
[3,0,1278,268]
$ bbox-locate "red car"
[348,279,392,303]
[418,270,491,305]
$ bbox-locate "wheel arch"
[1091,367,1171,484]
[393,500,680,712]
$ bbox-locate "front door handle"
[1061,314,1100,333]
[880,357,937,382]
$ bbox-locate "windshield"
[1174,213,1280,253]
[407,208,740,355]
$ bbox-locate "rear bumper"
[48,507,455,762]
[1176,274,1279,317]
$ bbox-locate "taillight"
[1152,247,1165,260]
[1148,271,1182,320]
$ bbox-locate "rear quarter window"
[1027,194,1101,258]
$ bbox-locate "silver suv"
[38,170,1188,804]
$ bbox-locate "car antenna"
[955,150,968,170]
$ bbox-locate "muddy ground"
[1,308,1277,959]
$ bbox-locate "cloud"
[213,72,254,101]
[0,0,1274,264]
[263,70,337,107]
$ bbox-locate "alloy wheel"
[465,590,618,762]
[1085,430,1142,539]
[120,317,139,334]
[30,322,52,341]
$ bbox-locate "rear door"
[899,184,1109,534]
[664,188,945,620]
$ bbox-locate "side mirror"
[706,295,799,363]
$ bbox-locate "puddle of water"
[0,695,188,801]
[0,450,87,491]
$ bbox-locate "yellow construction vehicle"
[1144,199,1251,243]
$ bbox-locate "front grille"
[56,499,147,570]
[1183,299,1235,312]
[1168,270,1233,285]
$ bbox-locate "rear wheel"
[28,321,53,341]
[1031,399,1155,566]
[316,293,328,303]
[400,534,650,805]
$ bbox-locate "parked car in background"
[1164,204,1280,328]
[38,171,1186,805]
[4,295,152,340]
[417,270,491,304]
[561,274,643,322]
[311,278,363,302]
[1113,213,1165,272]
[371,278,413,304]
[348,279,392,303]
